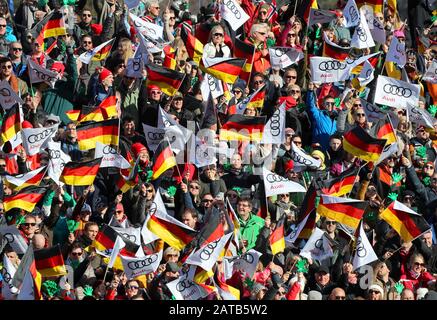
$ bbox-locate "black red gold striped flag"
[76,118,119,150]
[322,33,350,61]
[356,0,383,13]
[163,45,177,70]
[200,57,246,84]
[317,195,367,229]
[5,166,46,191]
[33,11,66,47]
[3,186,47,213]
[297,0,318,23]
[152,140,177,180]
[66,109,80,122]
[269,215,286,255]
[370,115,397,145]
[343,126,387,162]
[180,27,204,64]
[380,201,430,242]
[60,158,102,186]
[0,104,21,145]
[29,256,42,300]
[233,38,255,83]
[34,244,67,277]
[297,181,318,223]
[99,95,117,119]
[213,272,240,300]
[116,173,135,193]
[378,167,401,187]
[298,209,317,239]
[219,114,266,141]
[319,166,359,197]
[92,39,114,61]
[145,64,185,96]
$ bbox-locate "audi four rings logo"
[292,153,314,166]
[266,173,287,183]
[147,132,164,140]
[3,233,14,243]
[102,145,117,155]
[2,270,11,283]
[134,20,157,36]
[33,69,55,82]
[27,128,55,144]
[127,254,158,270]
[365,69,372,79]
[176,279,195,292]
[365,103,384,114]
[0,88,11,96]
[238,252,254,264]
[318,61,346,71]
[383,84,412,97]
[207,75,217,91]
[356,27,367,42]
[373,19,383,30]
[199,240,220,261]
[49,149,61,159]
[120,233,136,242]
[348,7,358,22]
[274,48,285,57]
[269,113,280,137]
[133,58,141,72]
[148,202,157,216]
[355,238,367,257]
[224,0,241,19]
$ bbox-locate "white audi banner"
[358,60,375,86]
[269,46,304,69]
[350,10,375,49]
[360,98,389,123]
[422,60,437,84]
[343,0,360,27]
[291,142,321,169]
[79,38,115,64]
[121,250,162,279]
[220,0,250,31]
[27,58,58,88]
[111,226,142,247]
[129,13,164,40]
[223,249,262,280]
[22,124,58,156]
[308,8,337,26]
[374,75,420,109]
[406,102,436,128]
[94,142,131,169]
[262,167,306,197]
[0,225,28,254]
[166,275,213,300]
[366,12,386,44]
[201,73,224,101]
[310,56,349,83]
[142,124,165,153]
[0,80,24,110]
[352,221,379,271]
[386,35,406,68]
[261,101,286,144]
[46,141,71,184]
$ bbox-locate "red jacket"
[400,269,436,292]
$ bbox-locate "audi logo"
[364,103,384,114]
[230,252,254,264]
[176,278,195,292]
[102,145,117,155]
[2,269,11,283]
[355,238,367,257]
[315,238,324,250]
[269,113,280,137]
[383,84,412,98]
[0,88,11,96]
[49,149,61,159]
[33,69,56,82]
[292,152,314,166]
[119,233,136,242]
[396,44,404,54]
[266,173,288,183]
[199,239,219,261]
[127,254,158,270]
[274,48,286,57]
[133,20,157,36]
[365,69,372,79]
[348,6,358,22]
[207,75,217,92]
[318,60,346,71]
[27,128,56,144]
[3,233,14,244]
[133,58,141,72]
[148,202,157,216]
[147,132,164,140]
[224,0,241,19]
[372,18,383,30]
[356,27,367,42]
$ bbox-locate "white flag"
[189,135,217,168]
[308,8,337,26]
[79,38,115,64]
[285,211,311,245]
[233,85,265,115]
[94,142,131,169]
[158,107,193,154]
[166,275,212,300]
[300,228,334,262]
[121,250,162,279]
[262,167,306,197]
[386,35,406,68]
[2,255,19,300]
[16,269,35,300]
[343,0,360,27]
[0,80,24,110]
[5,166,46,189]
[0,225,28,254]
[360,98,389,122]
[350,11,375,49]
[406,102,436,128]
[291,142,321,169]
[261,101,286,144]
[358,60,375,86]
[129,13,164,40]
[422,60,437,83]
[220,0,250,31]
[125,57,144,79]
[269,47,304,69]
[375,142,399,165]
[27,58,58,88]
[374,75,420,109]
[111,226,142,247]
[223,249,262,279]
[185,233,233,271]
[142,124,165,153]
[125,0,140,9]
[367,13,386,44]
[21,124,58,156]
[46,141,71,184]
[310,56,349,83]
[108,236,126,268]
[133,35,150,65]
[141,204,159,245]
[352,221,378,271]
[201,73,224,101]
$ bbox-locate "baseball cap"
[45,114,60,124]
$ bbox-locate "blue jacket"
[306,91,337,151]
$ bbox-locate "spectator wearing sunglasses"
[203,25,230,58]
[0,17,16,56]
[0,56,27,95]
[246,23,271,74]
[19,215,38,243]
[400,253,436,292]
[8,41,27,77]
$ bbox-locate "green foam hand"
[315,195,320,208]
[223,163,232,171]
[296,259,308,273]
[315,28,321,39]
[387,192,398,202]
[62,0,76,5]
[15,215,25,226]
[83,285,94,297]
[391,173,403,185]
[428,105,437,117]
[42,280,59,297]
[244,277,254,290]
[416,146,427,160]
[394,282,404,294]
[38,0,48,8]
[380,105,390,111]
[146,170,153,182]
[423,176,431,186]
[432,15,437,23]
[67,219,79,233]
[232,187,242,196]
[167,186,177,197]
[334,97,341,108]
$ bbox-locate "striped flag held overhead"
[233,38,255,83]
[343,126,387,162]
[32,11,66,47]
[318,166,359,197]
[3,186,47,213]
[269,215,286,255]
[355,0,383,13]
[0,104,21,145]
[200,57,246,84]
[34,244,67,277]
[60,158,102,186]
[322,32,350,61]
[145,64,185,97]
[297,0,318,23]
[180,27,204,64]
[219,114,266,141]
[370,115,397,145]
[5,166,47,191]
[317,195,367,229]
[76,118,119,150]
[151,140,177,180]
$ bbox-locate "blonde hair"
[118,38,134,64]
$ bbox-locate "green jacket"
[238,213,265,251]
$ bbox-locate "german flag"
[297,181,318,222]
[92,38,114,61]
[371,115,397,145]
[343,126,387,162]
[356,0,383,13]
[297,0,318,23]
[99,95,117,119]
[322,33,350,61]
[29,257,42,300]
[5,166,46,191]
[246,86,266,109]
[317,195,367,229]
[269,215,285,255]
[298,209,317,239]
[380,201,430,242]
[214,272,240,300]
[200,57,246,84]
[34,244,67,277]
[116,173,135,193]
[219,114,266,141]
[145,63,185,96]
[76,118,119,150]
[3,186,46,213]
[66,109,80,122]
[147,213,197,250]
[78,106,105,123]
[0,104,21,145]
[34,11,66,47]
[163,45,177,70]
[180,27,204,64]
[319,167,359,197]
[151,140,177,180]
[378,167,401,188]
[233,38,255,83]
[60,158,102,186]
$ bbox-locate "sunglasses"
[0,24,6,28]
[83,41,92,44]
[202,199,214,203]
[414,262,425,267]
[118,64,126,68]
[276,291,286,295]
[293,140,302,144]
[353,104,362,107]
[116,210,124,214]
[425,165,434,169]
[233,90,242,94]
[146,189,154,193]
[151,90,162,94]
[369,290,381,294]
[12,47,22,51]
[128,286,139,290]
[280,194,290,197]
[290,90,300,94]
[2,65,12,70]
[257,31,267,36]
[227,193,238,198]
[325,102,335,106]
[403,196,414,201]
[335,296,346,300]
[213,33,224,37]
[82,14,92,17]
[260,11,268,15]
[355,113,365,117]
[166,254,178,257]
[169,16,175,20]
[286,75,297,79]
[288,33,296,37]
[23,223,36,227]
[189,185,200,189]
[71,252,82,256]
[325,221,337,225]
[253,80,264,85]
